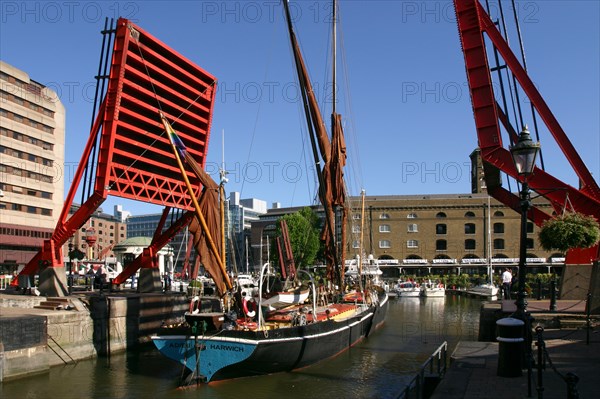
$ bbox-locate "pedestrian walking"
[501,268,512,299]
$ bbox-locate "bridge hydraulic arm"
[16,102,108,279]
[474,1,599,199]
[112,209,197,285]
[454,0,600,224]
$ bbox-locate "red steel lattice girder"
[16,18,218,279]
[453,0,600,224]
[96,18,217,210]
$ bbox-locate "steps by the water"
[34,297,76,311]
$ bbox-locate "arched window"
[436,224,447,235]
[407,213,418,219]
[527,222,534,233]
[465,211,476,218]
[494,238,505,250]
[465,223,476,234]
[379,224,391,233]
[436,239,447,251]
[493,223,504,234]
[465,239,476,250]
[494,211,504,217]
[379,213,390,219]
[436,212,447,218]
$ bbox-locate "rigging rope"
[239,18,278,200]
[337,6,364,195]
[82,18,115,205]
[510,0,545,171]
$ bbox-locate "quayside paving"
[430,298,598,399]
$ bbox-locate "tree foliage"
[538,212,600,252]
[273,207,321,270]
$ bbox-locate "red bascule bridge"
[14,17,218,296]
[14,0,600,301]
[453,0,599,304]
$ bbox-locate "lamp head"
[510,125,540,177]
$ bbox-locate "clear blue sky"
[1,1,598,216]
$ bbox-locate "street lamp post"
[514,180,531,317]
[510,126,541,381]
[510,125,541,319]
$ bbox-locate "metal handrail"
[397,341,448,399]
[535,326,580,399]
[47,333,77,365]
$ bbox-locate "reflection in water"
[0,295,481,399]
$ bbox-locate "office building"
[0,61,65,270]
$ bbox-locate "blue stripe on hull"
[152,338,257,381]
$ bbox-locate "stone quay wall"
[0,293,188,381]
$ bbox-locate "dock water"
[2,290,598,398]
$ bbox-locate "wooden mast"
[282,0,348,291]
[330,0,347,289]
[161,113,232,292]
[282,0,341,284]
[332,0,337,115]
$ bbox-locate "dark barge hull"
[152,293,389,382]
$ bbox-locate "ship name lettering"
[210,344,244,352]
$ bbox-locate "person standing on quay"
[501,268,512,299]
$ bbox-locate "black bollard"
[565,372,579,399]
[535,326,544,398]
[586,292,592,345]
[549,279,557,311]
[496,317,525,377]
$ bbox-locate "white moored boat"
[420,281,446,297]
[394,281,421,297]
[466,196,500,299]
[260,286,311,310]
[467,283,499,297]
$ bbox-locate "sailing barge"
[152,0,388,383]
[152,290,388,382]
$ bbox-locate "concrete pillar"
[138,268,162,293]
[38,266,68,297]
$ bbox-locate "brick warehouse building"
[249,193,562,278]
[0,61,65,271]
[351,193,561,278]
[63,204,128,264]
[249,147,563,278]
